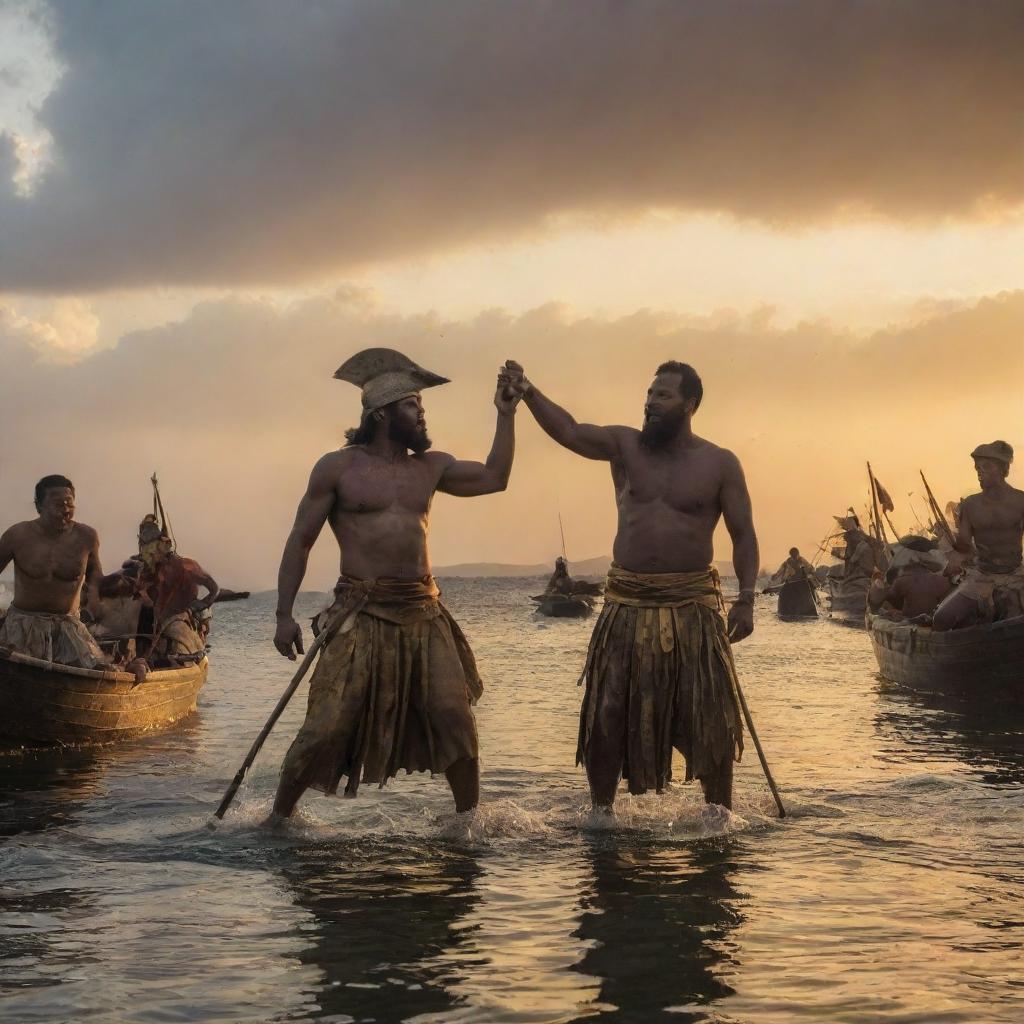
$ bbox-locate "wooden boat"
[826,577,869,625]
[531,593,595,618]
[870,615,1024,700]
[776,577,818,619]
[0,647,208,746]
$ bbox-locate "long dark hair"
[344,416,377,446]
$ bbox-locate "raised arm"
[274,454,338,659]
[438,382,519,497]
[720,451,760,642]
[503,360,621,462]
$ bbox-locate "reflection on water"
[0,585,1022,1023]
[573,839,745,1022]
[874,683,1024,786]
[280,841,484,1022]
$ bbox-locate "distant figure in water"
[771,547,815,584]
[502,359,758,812]
[933,441,1024,630]
[546,556,574,595]
[0,475,111,670]
[267,348,519,825]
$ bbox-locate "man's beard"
[639,407,685,450]
[389,418,432,454]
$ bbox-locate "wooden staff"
[919,470,957,548]
[733,677,786,818]
[213,627,331,819]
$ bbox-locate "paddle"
[212,626,330,820]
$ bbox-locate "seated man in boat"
[89,568,146,663]
[0,475,110,669]
[868,539,952,622]
[267,349,518,825]
[503,358,757,813]
[933,441,1024,631]
[136,519,220,664]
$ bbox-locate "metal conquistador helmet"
[334,348,449,412]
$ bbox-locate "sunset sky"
[2,1,1022,590]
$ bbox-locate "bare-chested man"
[933,441,1024,630]
[267,349,518,823]
[503,359,758,812]
[0,475,109,668]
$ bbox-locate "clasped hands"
[496,360,532,411]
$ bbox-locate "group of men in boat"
[864,442,1024,629]
[2,348,1021,825]
[0,476,219,681]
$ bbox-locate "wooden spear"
[213,627,331,819]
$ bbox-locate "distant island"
[433,555,740,579]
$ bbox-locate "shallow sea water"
[1,580,1022,1023]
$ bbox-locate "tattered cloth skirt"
[0,606,108,669]
[279,575,482,797]
[577,565,744,793]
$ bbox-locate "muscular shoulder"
[421,450,456,469]
[73,523,99,545]
[308,448,355,487]
[1,521,35,544]
[699,440,745,480]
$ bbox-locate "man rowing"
[0,475,109,669]
[502,359,759,812]
[266,349,519,824]
[933,441,1024,630]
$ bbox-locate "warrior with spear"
[261,349,519,825]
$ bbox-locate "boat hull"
[777,579,818,619]
[533,596,595,618]
[827,578,869,625]
[870,615,1024,699]
[0,649,208,745]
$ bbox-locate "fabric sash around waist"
[5,605,82,621]
[602,564,724,612]
[317,574,443,635]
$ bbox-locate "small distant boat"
[531,593,596,618]
[776,578,818,620]
[870,615,1024,700]
[0,647,208,746]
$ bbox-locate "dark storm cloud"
[1,0,1022,290]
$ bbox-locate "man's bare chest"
[613,454,721,517]
[336,462,437,516]
[16,533,89,581]
[969,492,1024,534]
